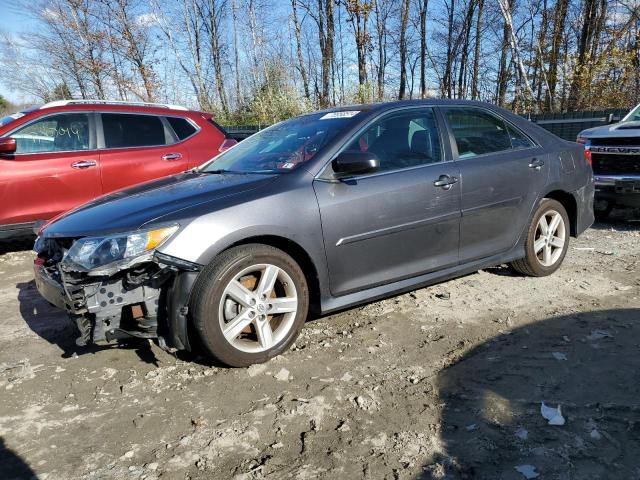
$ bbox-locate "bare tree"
[418,0,429,99]
[343,0,373,87]
[398,0,410,99]
[291,0,311,99]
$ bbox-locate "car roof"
[313,99,504,115]
[21,100,209,118]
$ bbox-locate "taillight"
[576,136,591,167]
[219,138,237,153]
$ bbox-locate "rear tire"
[190,244,309,367]
[509,199,569,277]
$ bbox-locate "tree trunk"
[291,0,311,99]
[398,0,410,99]
[419,0,429,99]
[231,0,242,103]
[471,0,483,99]
[443,0,455,97]
[497,0,537,108]
[457,0,476,99]
[546,0,567,110]
[374,0,387,100]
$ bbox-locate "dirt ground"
[0,211,638,480]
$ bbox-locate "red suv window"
[102,113,167,148]
[166,117,197,141]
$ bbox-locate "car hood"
[580,121,640,138]
[43,171,278,238]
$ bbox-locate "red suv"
[0,100,236,239]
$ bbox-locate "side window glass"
[445,108,512,158]
[343,108,442,172]
[102,114,166,148]
[507,123,534,149]
[167,117,197,141]
[11,113,90,154]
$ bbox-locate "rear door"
[314,107,461,296]
[98,112,190,193]
[441,106,549,262]
[0,112,102,224]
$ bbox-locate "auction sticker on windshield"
[320,111,360,120]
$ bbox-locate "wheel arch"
[542,189,578,237]
[223,235,322,315]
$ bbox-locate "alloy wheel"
[218,263,298,353]
[534,209,566,267]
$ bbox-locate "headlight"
[62,226,178,270]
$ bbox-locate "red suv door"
[98,112,190,192]
[0,112,102,225]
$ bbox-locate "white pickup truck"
[578,104,640,219]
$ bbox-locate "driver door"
[313,108,461,296]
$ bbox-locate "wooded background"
[1,0,639,125]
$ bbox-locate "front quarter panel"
[158,172,328,281]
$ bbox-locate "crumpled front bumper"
[33,263,68,311]
[33,254,198,350]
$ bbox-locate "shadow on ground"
[0,236,35,255]
[0,437,36,480]
[591,206,639,232]
[422,308,640,479]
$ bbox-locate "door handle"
[71,160,97,169]
[162,153,182,161]
[433,174,458,190]
[528,158,545,170]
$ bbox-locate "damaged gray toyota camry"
[33,100,594,367]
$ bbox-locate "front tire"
[190,244,309,367]
[509,199,569,277]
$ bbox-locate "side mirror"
[0,137,16,155]
[332,151,380,178]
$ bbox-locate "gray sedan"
[34,100,594,367]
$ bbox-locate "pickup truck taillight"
[576,136,592,167]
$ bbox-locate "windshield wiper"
[201,169,241,174]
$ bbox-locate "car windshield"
[623,104,640,122]
[200,111,362,174]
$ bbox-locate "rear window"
[102,113,167,148]
[445,108,512,158]
[167,117,197,140]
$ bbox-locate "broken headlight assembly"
[62,225,179,272]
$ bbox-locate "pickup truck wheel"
[594,200,613,222]
[509,199,569,277]
[190,244,309,367]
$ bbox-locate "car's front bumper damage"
[34,238,201,350]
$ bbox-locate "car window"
[507,124,535,149]
[343,108,442,172]
[445,108,512,158]
[166,117,197,141]
[10,113,90,154]
[102,113,167,148]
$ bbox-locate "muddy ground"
[0,211,639,480]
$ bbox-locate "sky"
[0,1,39,104]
